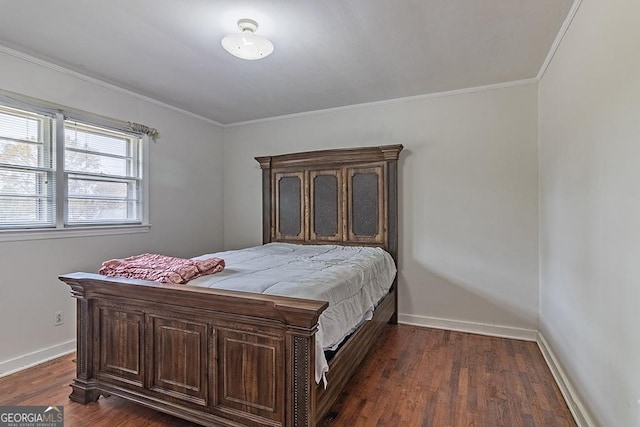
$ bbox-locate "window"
[0,106,55,228]
[65,121,142,225]
[0,100,148,237]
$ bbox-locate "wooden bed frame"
[59,144,403,427]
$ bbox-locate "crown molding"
[223,78,538,128]
[537,0,584,80]
[0,44,224,127]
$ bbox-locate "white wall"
[223,84,540,335]
[0,50,225,373]
[539,0,640,426]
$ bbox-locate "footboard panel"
[61,273,327,427]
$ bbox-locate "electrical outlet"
[54,311,64,326]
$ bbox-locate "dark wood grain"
[0,326,576,427]
[257,145,403,259]
[321,326,577,427]
[60,272,327,426]
[256,144,403,169]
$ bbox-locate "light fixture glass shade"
[222,19,274,60]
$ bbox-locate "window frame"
[0,105,56,229]
[0,99,150,242]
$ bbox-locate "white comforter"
[189,242,397,384]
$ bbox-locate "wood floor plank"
[321,325,576,427]
[0,325,576,426]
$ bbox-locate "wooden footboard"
[60,272,328,427]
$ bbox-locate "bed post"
[382,145,402,324]
[255,155,273,244]
[286,327,317,427]
[65,280,101,403]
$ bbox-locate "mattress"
[189,242,397,384]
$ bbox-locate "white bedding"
[189,242,397,384]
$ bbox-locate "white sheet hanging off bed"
[188,242,397,384]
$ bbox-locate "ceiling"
[0,0,573,125]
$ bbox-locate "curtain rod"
[0,88,159,141]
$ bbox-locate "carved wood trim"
[286,329,315,427]
[67,285,101,404]
[60,277,322,426]
[60,273,327,329]
[309,169,342,241]
[256,145,401,261]
[273,171,306,241]
[345,164,386,244]
[256,144,402,169]
[77,298,90,381]
[150,316,209,407]
[293,336,310,426]
[97,307,144,388]
[262,167,272,245]
[214,325,285,423]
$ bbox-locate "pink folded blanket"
[99,253,225,284]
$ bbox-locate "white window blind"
[0,105,55,228]
[64,121,142,225]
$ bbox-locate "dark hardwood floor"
[321,326,576,427]
[0,325,576,427]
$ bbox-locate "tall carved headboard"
[255,144,403,262]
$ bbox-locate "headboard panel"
[255,144,403,262]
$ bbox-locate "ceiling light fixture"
[221,19,274,60]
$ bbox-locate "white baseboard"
[398,313,538,341]
[536,333,595,427]
[0,340,76,378]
